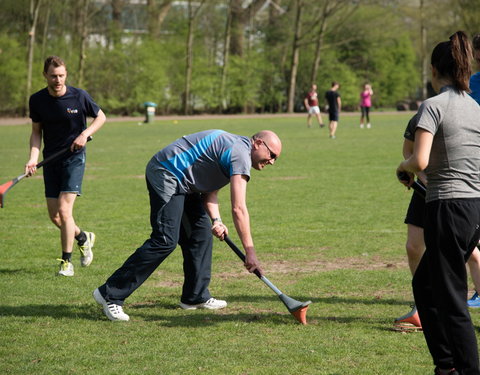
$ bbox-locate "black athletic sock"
[62,252,72,262]
[75,231,87,246]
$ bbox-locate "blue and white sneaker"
[468,292,480,308]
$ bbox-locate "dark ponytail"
[431,31,473,92]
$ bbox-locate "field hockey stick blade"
[223,235,312,324]
[0,136,92,208]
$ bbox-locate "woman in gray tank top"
[397,31,480,375]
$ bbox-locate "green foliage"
[84,40,170,115]
[189,58,221,112]
[0,1,474,115]
[370,34,420,106]
[228,53,268,112]
[0,35,26,114]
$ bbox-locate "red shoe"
[393,306,422,332]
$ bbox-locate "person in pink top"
[359,83,373,129]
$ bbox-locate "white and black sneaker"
[179,297,227,310]
[93,288,130,321]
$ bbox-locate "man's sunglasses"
[262,140,277,160]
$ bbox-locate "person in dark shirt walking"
[325,82,341,139]
[26,56,106,277]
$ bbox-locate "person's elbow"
[412,155,429,172]
[231,205,248,221]
[97,109,107,123]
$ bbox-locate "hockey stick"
[397,171,426,199]
[0,137,92,208]
[224,235,312,324]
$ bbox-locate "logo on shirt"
[67,108,79,114]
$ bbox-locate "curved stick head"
[0,180,15,208]
[278,294,312,324]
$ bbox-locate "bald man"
[94,129,282,321]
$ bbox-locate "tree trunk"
[229,0,268,56]
[77,0,90,87]
[310,3,328,84]
[287,0,302,113]
[40,3,50,58]
[25,0,42,116]
[420,0,428,100]
[220,0,233,111]
[183,0,205,115]
[147,0,173,39]
[110,0,124,48]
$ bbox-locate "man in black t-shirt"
[26,56,106,277]
[325,81,341,139]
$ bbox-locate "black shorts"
[43,151,86,198]
[361,106,370,117]
[404,182,426,228]
[328,111,339,122]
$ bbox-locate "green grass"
[1,114,476,374]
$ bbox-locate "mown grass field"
[1,113,478,374]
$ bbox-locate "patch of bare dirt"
[215,255,407,279]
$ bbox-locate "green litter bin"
[143,101,157,123]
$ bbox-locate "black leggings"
[360,106,370,122]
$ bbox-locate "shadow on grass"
[0,268,35,275]
[206,294,413,307]
[0,304,99,320]
[0,301,389,328]
[0,294,414,328]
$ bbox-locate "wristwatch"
[211,217,222,224]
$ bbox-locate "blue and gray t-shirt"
[149,130,252,194]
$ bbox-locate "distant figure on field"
[359,83,373,129]
[325,81,341,139]
[304,84,324,128]
[25,56,106,277]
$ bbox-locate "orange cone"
[292,305,309,325]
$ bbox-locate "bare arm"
[203,190,229,240]
[70,109,107,151]
[397,129,433,186]
[230,174,262,274]
[403,138,427,185]
[337,96,342,112]
[25,122,42,176]
[304,98,310,110]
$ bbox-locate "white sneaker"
[93,288,130,321]
[179,297,227,310]
[360,124,364,128]
[79,232,95,267]
[58,259,74,276]
[367,123,371,129]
